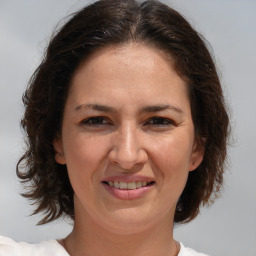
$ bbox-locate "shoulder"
[178,242,210,256]
[0,236,69,256]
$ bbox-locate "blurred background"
[0,0,255,255]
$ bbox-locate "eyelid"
[79,116,112,126]
[144,117,176,126]
[78,116,177,128]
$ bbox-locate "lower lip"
[102,183,154,200]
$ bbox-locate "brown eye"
[80,116,110,126]
[146,117,174,126]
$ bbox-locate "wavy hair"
[17,0,230,224]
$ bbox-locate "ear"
[53,137,66,165]
[189,138,205,172]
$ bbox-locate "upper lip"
[101,175,155,183]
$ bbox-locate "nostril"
[108,147,148,170]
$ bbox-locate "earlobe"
[53,138,66,165]
[189,139,205,172]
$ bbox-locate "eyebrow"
[75,104,117,113]
[75,104,183,114]
[139,104,183,114]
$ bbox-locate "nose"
[108,123,148,170]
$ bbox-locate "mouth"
[101,176,156,200]
[102,180,155,190]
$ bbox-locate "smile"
[103,181,155,190]
[102,178,155,200]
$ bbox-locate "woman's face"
[54,43,203,234]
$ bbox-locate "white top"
[0,236,209,256]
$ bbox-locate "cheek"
[150,134,193,171]
[63,134,111,188]
[65,133,109,163]
[149,134,193,193]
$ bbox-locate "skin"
[54,43,204,256]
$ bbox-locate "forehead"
[67,43,190,113]
[72,43,186,88]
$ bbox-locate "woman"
[0,0,229,255]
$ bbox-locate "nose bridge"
[120,122,137,157]
[110,121,147,169]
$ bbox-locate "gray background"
[0,0,255,255]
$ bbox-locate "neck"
[62,210,179,256]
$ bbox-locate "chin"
[96,207,172,235]
[100,218,154,235]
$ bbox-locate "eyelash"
[79,116,111,126]
[79,116,175,127]
[145,117,175,126]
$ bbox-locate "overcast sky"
[0,1,256,255]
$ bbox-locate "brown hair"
[17,0,230,224]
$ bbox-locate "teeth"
[107,181,152,190]
[114,181,119,189]
[136,181,142,188]
[119,182,128,189]
[127,182,136,189]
